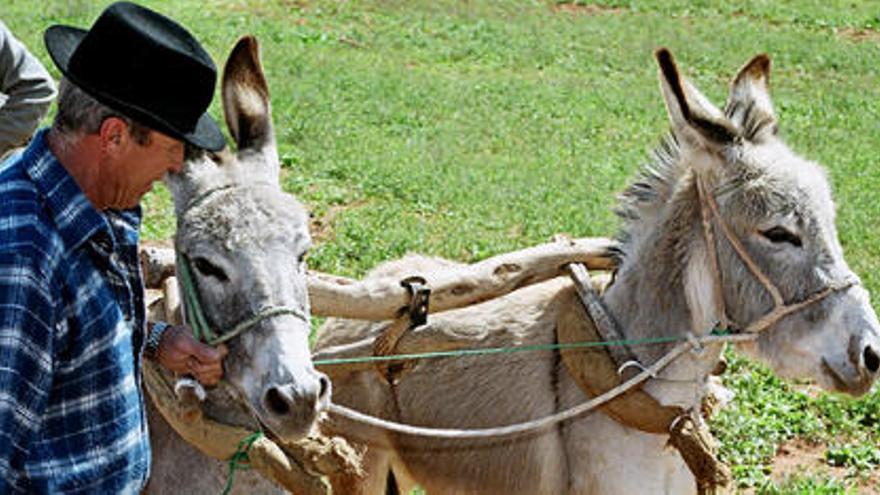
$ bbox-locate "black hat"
[44,2,225,151]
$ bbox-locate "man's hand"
[156,325,228,386]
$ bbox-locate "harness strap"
[558,276,731,493]
[695,176,730,330]
[213,306,310,345]
[744,276,857,333]
[696,174,856,333]
[557,284,680,433]
[372,276,431,383]
[566,264,635,370]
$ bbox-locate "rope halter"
[694,174,858,334]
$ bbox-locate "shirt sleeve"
[0,20,57,157]
[0,252,55,489]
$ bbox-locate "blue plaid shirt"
[0,129,150,493]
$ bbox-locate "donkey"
[144,36,330,493]
[315,50,880,494]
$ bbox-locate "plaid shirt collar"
[20,129,114,252]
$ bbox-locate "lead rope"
[221,431,264,495]
[327,332,757,439]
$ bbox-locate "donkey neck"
[601,179,724,409]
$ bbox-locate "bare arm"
[0,20,56,156]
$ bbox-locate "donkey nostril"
[864,346,880,374]
[264,387,291,416]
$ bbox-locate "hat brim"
[45,25,226,151]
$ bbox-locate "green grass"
[714,352,880,491]
[5,1,879,491]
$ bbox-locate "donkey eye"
[760,226,802,247]
[192,257,229,281]
[297,251,307,265]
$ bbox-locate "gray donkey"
[315,50,880,494]
[145,36,329,493]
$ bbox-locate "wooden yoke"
[141,237,618,318]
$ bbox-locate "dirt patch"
[762,439,880,493]
[310,199,370,242]
[551,2,625,16]
[140,239,174,249]
[838,27,880,43]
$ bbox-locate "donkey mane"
[611,132,695,287]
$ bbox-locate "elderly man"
[0,3,229,492]
[0,19,56,159]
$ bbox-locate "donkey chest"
[558,373,696,495]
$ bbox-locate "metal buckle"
[400,276,430,328]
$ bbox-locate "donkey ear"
[656,49,738,151]
[725,54,777,142]
[222,35,276,154]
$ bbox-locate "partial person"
[0,2,229,492]
[0,18,56,159]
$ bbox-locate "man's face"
[100,124,185,210]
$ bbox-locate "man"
[0,3,228,492]
[0,18,56,159]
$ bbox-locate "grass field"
[5,1,880,492]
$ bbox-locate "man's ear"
[98,117,131,153]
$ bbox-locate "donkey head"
[166,36,330,439]
[636,50,879,395]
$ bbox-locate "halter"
[176,184,310,346]
[694,175,857,334]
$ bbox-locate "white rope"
[327,333,758,439]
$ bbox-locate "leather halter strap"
[695,175,857,334]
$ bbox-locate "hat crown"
[45,1,224,150]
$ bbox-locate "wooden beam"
[141,237,618,321]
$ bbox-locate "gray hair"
[51,77,152,147]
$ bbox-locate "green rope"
[221,431,264,495]
[313,327,733,367]
[175,251,308,345]
[176,251,217,343]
